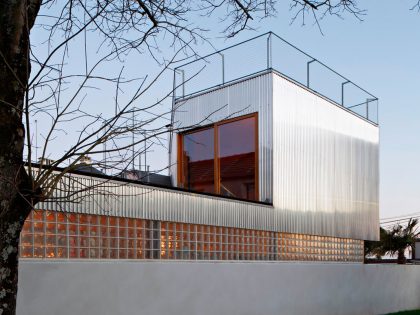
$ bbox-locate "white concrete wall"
[17,260,420,315]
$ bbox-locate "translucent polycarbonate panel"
[170,72,273,203]
[182,127,215,193]
[272,72,379,241]
[218,116,257,200]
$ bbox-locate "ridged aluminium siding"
[36,71,379,241]
[170,72,273,203]
[37,165,375,240]
[272,72,379,241]
[38,172,276,231]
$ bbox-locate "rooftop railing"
[173,32,379,125]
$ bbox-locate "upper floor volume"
[169,32,379,240]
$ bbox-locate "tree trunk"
[0,1,41,314]
[397,249,406,265]
[0,200,33,315]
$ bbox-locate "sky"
[31,1,420,220]
[187,0,420,220]
[181,1,420,220]
[261,1,420,221]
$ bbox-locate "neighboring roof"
[73,163,105,176]
[24,162,271,206]
[120,170,172,187]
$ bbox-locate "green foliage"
[384,310,420,315]
[365,218,419,263]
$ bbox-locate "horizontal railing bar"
[173,31,379,124]
[270,33,378,99]
[174,32,271,70]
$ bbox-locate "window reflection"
[218,117,256,200]
[180,114,257,201]
[182,128,214,193]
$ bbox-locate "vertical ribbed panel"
[170,72,273,202]
[272,73,379,240]
[36,71,379,241]
[37,169,376,240]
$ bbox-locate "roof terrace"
[173,32,378,125]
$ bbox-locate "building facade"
[19,33,379,263]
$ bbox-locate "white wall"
[17,260,420,315]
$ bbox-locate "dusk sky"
[31,1,420,220]
[184,0,420,220]
[256,1,420,220]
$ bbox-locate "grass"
[385,311,420,315]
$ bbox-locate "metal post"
[168,69,176,165]
[366,99,370,121]
[144,132,147,173]
[103,121,106,174]
[341,80,350,107]
[307,59,316,88]
[174,69,185,98]
[132,110,135,170]
[219,53,225,84]
[266,33,272,69]
[35,119,38,163]
[181,70,185,97]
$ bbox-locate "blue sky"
[193,1,420,219]
[31,1,420,220]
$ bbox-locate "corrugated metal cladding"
[170,72,273,203]
[37,71,379,241]
[272,72,379,241]
[39,172,276,231]
[167,70,378,240]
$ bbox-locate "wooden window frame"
[177,113,259,201]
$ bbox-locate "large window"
[181,127,215,194]
[179,114,258,201]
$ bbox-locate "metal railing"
[173,32,379,125]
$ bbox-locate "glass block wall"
[19,210,364,262]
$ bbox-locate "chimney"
[38,158,54,166]
[79,156,92,164]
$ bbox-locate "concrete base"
[17,260,420,315]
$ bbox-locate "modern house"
[19,33,379,263]
[18,33,420,315]
[415,239,420,260]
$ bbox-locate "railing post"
[181,69,185,97]
[220,53,225,84]
[267,33,272,69]
[341,80,350,106]
[168,68,177,160]
[307,59,316,88]
[366,98,370,121]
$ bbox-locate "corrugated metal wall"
[38,171,372,240]
[272,73,379,241]
[37,71,379,241]
[170,72,273,203]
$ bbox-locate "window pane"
[218,116,256,200]
[182,128,215,193]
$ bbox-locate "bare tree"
[289,0,365,33]
[0,0,398,314]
